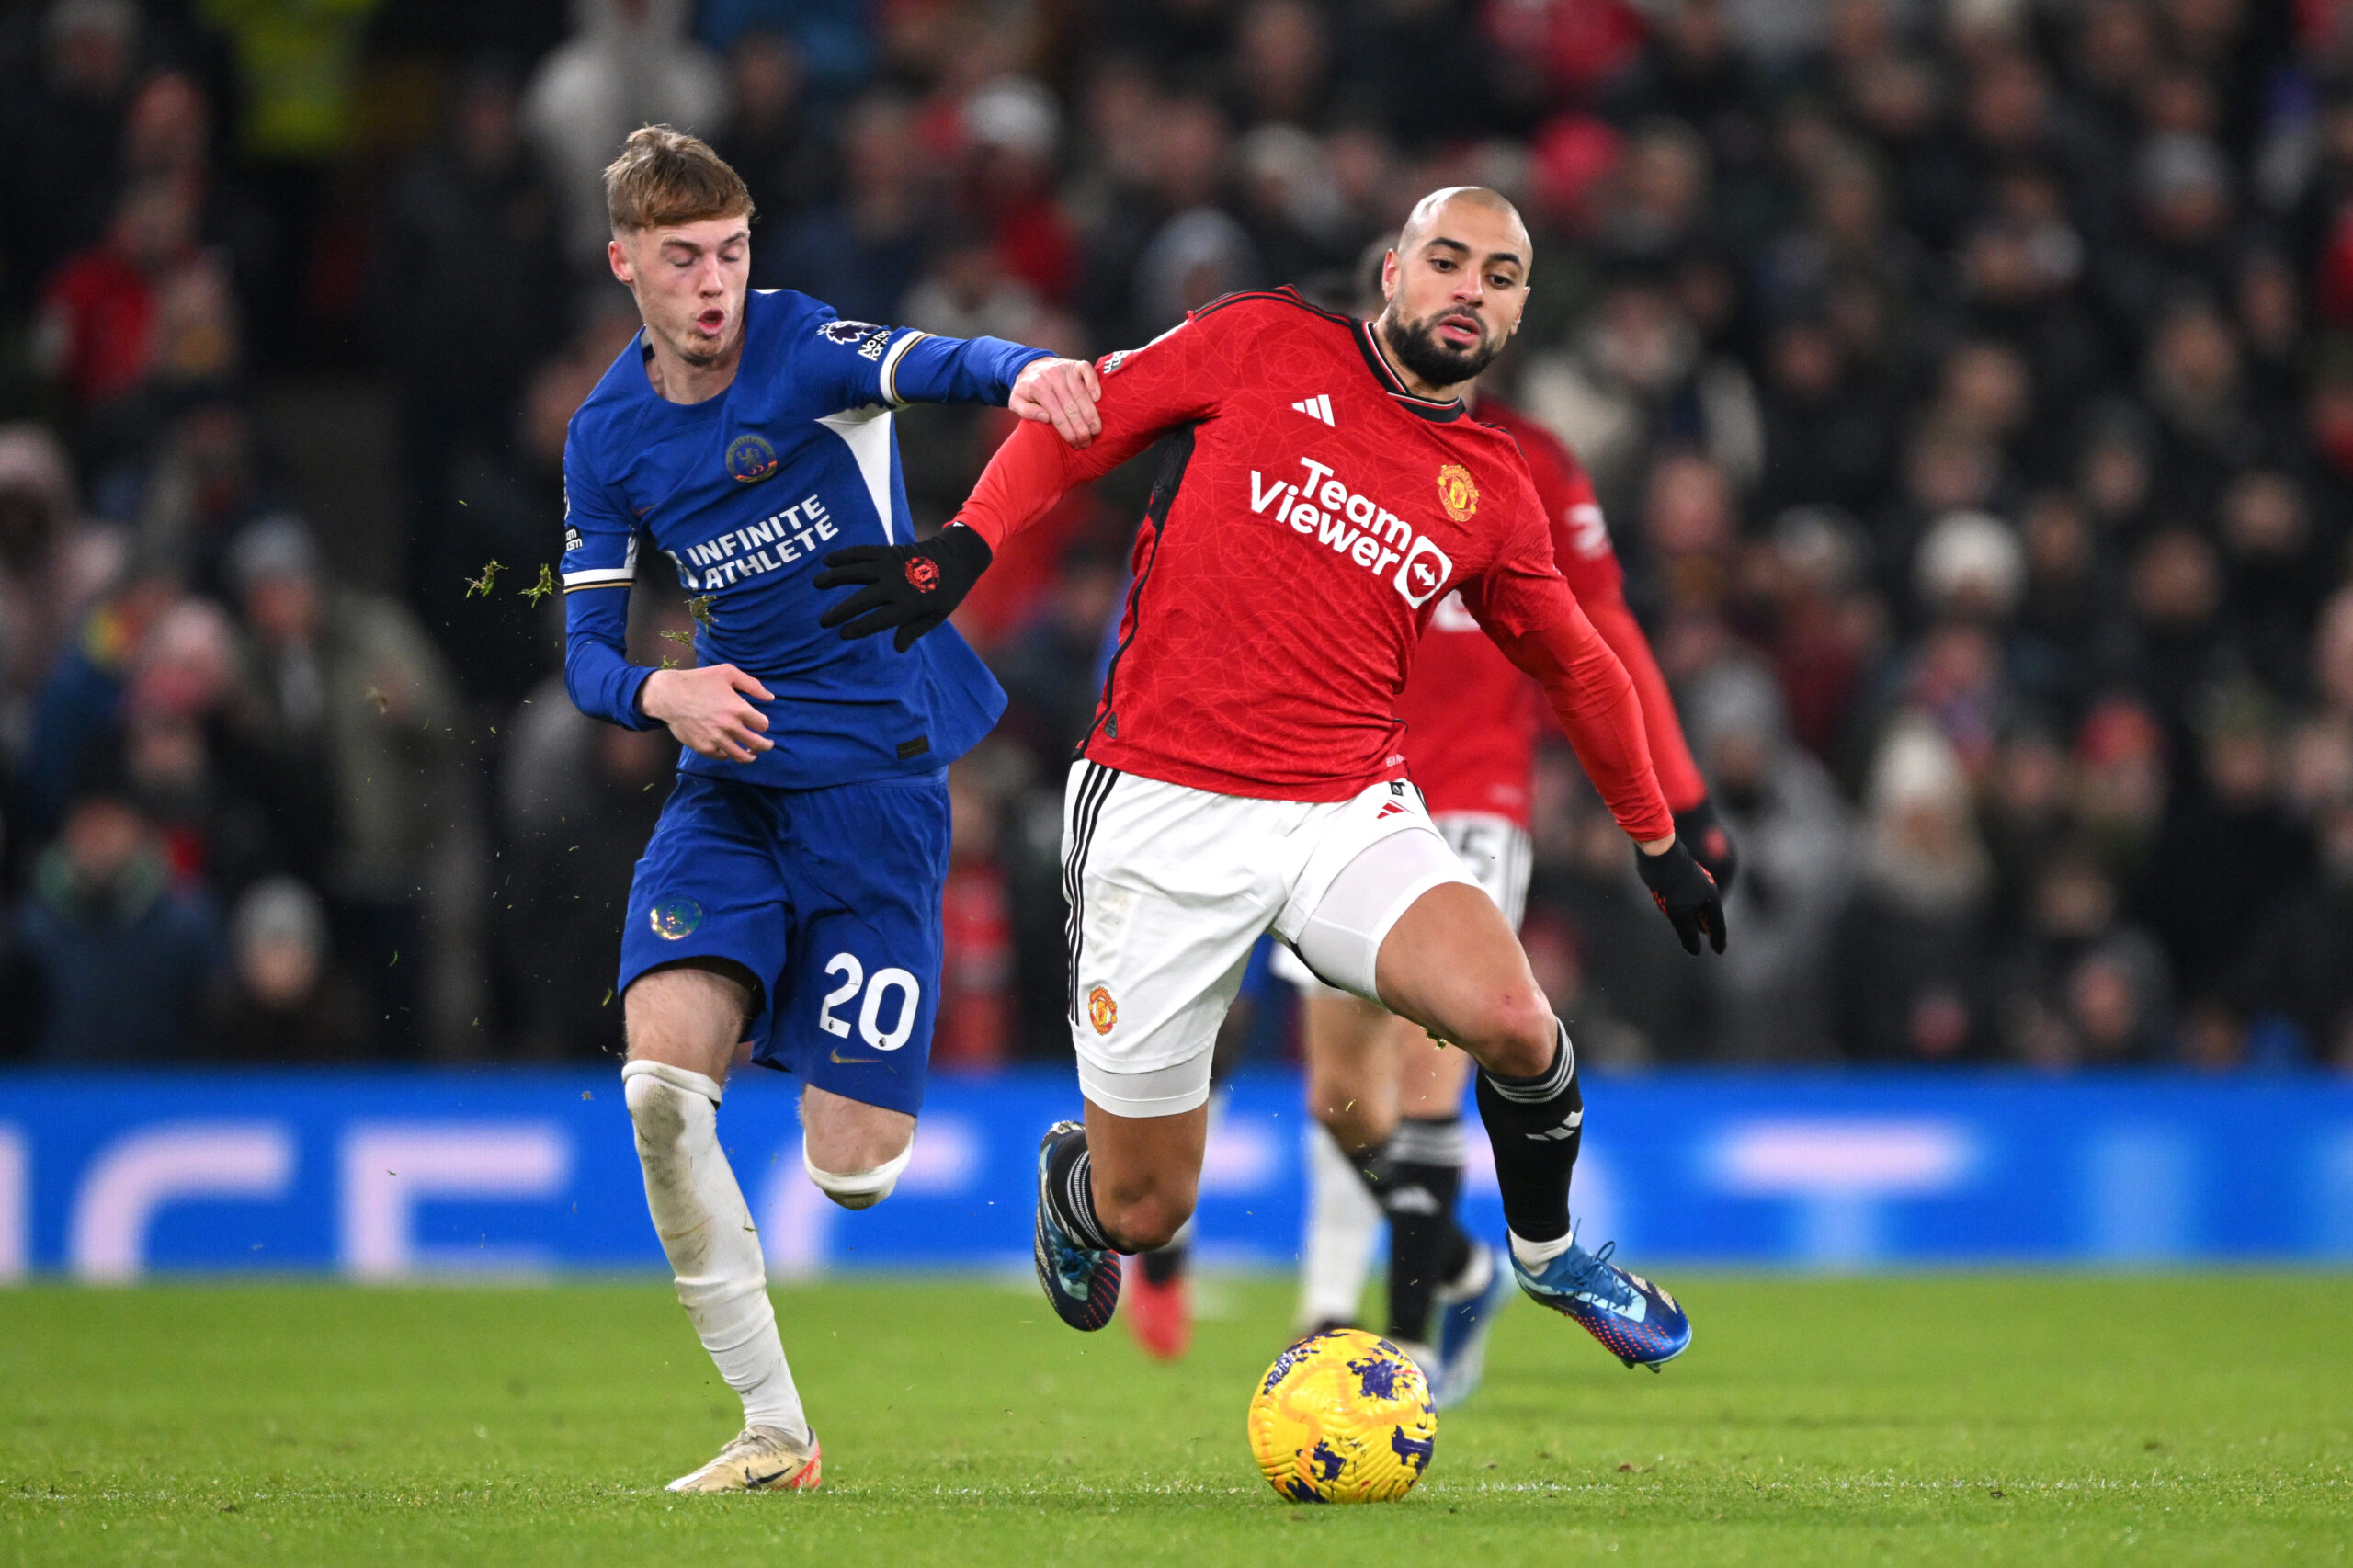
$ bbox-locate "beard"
[1379,307,1505,391]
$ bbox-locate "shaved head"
[1396,186,1530,262]
[1374,187,1533,398]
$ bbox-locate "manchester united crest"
[1087,986,1118,1035]
[1437,463,1479,522]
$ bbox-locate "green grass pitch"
[4,1274,2347,1566]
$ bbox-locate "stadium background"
[2,0,2353,1279]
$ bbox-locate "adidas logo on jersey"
[1246,456,1455,608]
[1290,393,1336,426]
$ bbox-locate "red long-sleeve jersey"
[1403,395,1707,826]
[954,289,1674,842]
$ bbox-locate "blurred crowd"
[2,0,2351,1073]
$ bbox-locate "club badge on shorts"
[1437,462,1479,522]
[1087,986,1118,1035]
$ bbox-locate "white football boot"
[665,1425,824,1493]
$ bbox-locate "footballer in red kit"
[817,187,1724,1376]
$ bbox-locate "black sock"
[1384,1115,1471,1345]
[1472,1021,1581,1245]
[1343,1138,1399,1204]
[1140,1241,1187,1285]
[1042,1126,1116,1254]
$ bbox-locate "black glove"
[1636,838,1725,956]
[1673,796,1740,895]
[814,524,993,652]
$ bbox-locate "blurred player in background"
[561,126,1099,1493]
[819,188,1723,1382]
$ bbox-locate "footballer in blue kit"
[565,126,1102,1494]
[567,281,1022,1114]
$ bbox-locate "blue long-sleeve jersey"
[561,288,1046,789]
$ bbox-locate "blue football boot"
[1033,1121,1122,1332]
[1428,1243,1516,1408]
[1511,1231,1690,1370]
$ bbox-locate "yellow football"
[1246,1327,1436,1503]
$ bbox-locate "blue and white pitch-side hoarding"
[0,1070,2349,1280]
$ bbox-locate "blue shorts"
[618,770,950,1116]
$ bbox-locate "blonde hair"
[603,125,754,233]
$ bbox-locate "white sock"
[1509,1228,1574,1271]
[1297,1123,1381,1331]
[623,1061,809,1443]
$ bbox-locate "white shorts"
[1063,761,1476,1117]
[1270,811,1533,995]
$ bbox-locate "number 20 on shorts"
[816,953,922,1051]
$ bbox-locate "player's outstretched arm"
[881,331,1099,446]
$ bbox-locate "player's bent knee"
[1309,1088,1389,1154]
[1097,1182,1196,1252]
[1108,1199,1188,1253]
[803,1139,913,1210]
[1455,991,1555,1076]
[1304,1067,1357,1126]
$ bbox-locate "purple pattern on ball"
[1348,1354,1404,1401]
[1390,1426,1435,1473]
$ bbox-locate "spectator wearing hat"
[1828,718,1997,1062]
[203,874,367,1062]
